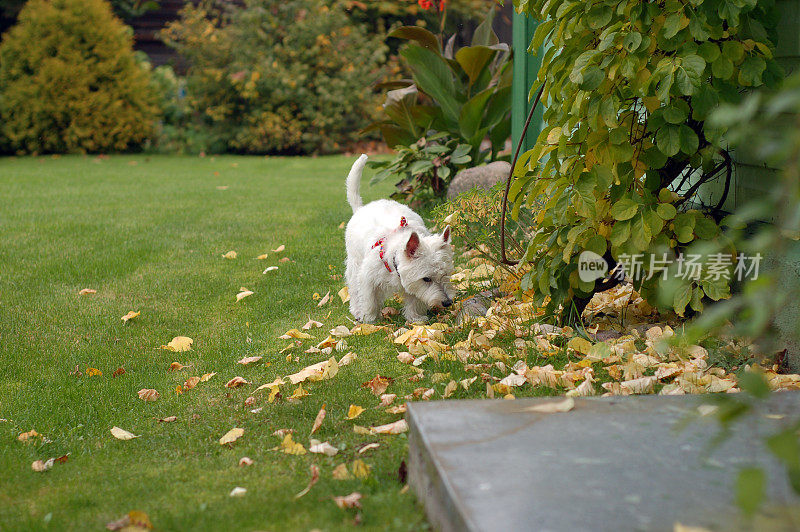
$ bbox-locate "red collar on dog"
[371,217,407,273]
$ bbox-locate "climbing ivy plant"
[511,0,782,318]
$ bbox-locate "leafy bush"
[162,0,387,155]
[368,9,512,200]
[511,0,782,318]
[0,0,160,154]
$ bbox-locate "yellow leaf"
[160,336,193,352]
[317,291,331,307]
[272,244,285,253]
[443,380,457,398]
[17,430,41,442]
[219,427,244,445]
[351,459,371,478]
[310,404,326,435]
[222,250,237,259]
[279,433,306,455]
[567,337,593,355]
[353,425,371,435]
[137,388,159,402]
[256,254,268,260]
[302,319,323,330]
[236,288,254,301]
[86,367,102,377]
[168,362,190,371]
[121,311,140,323]
[237,356,262,365]
[338,286,349,303]
[110,426,139,440]
[332,463,352,480]
[338,352,357,366]
[225,376,248,388]
[279,329,313,340]
[290,384,309,399]
[200,372,216,382]
[78,288,96,295]
[347,404,365,419]
[183,376,200,389]
[351,323,383,336]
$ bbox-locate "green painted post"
[511,12,544,154]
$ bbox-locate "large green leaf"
[400,44,463,128]
[656,124,681,157]
[381,85,420,138]
[471,7,499,46]
[736,467,765,517]
[388,26,440,54]
[459,88,493,141]
[611,198,639,220]
[455,46,497,86]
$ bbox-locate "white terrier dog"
[344,154,455,323]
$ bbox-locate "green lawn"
[0,154,432,531]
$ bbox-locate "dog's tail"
[346,154,368,212]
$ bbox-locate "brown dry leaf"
[110,426,139,440]
[18,430,41,442]
[371,419,408,434]
[294,464,320,499]
[566,376,597,397]
[222,250,237,259]
[121,311,140,324]
[302,319,323,330]
[239,456,254,467]
[225,376,249,388]
[311,404,326,435]
[157,416,177,423]
[219,427,245,445]
[184,376,200,389]
[347,405,365,420]
[362,375,393,396]
[357,442,380,454]
[79,288,96,295]
[279,329,313,340]
[237,356,262,365]
[333,492,362,509]
[338,286,350,303]
[338,352,357,366]
[442,380,457,398]
[385,405,406,415]
[137,389,160,402]
[351,459,371,478]
[236,288,254,301]
[168,362,190,371]
[160,336,193,352]
[278,433,306,455]
[332,463,352,480]
[309,440,338,456]
[32,458,54,472]
[381,306,399,318]
[112,367,126,378]
[396,352,415,364]
[317,291,331,307]
[523,397,575,414]
[620,376,657,394]
[272,244,285,253]
[279,257,291,263]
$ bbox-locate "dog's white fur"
[344,154,455,323]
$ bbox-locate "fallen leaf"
[346,405,365,420]
[168,362,190,371]
[18,430,41,442]
[239,456,254,467]
[263,266,278,274]
[86,367,102,377]
[279,257,290,263]
[121,311,140,323]
[106,511,153,531]
[357,442,380,454]
[309,441,339,456]
[351,459,371,478]
[279,328,313,340]
[278,433,306,455]
[523,397,575,414]
[397,352,415,364]
[112,367,126,378]
[338,286,350,303]
[222,250,237,259]
[272,244,285,253]
[294,464,320,499]
[200,372,216,382]
[351,323,383,336]
[379,394,396,407]
[110,426,139,440]
[225,376,249,388]
[331,325,352,337]
[385,405,406,414]
[184,376,200,389]
[157,416,177,423]
[229,487,247,497]
[272,428,295,437]
[311,404,326,435]
[237,356,262,365]
[332,463,352,479]
[79,288,96,295]
[160,336,193,352]
[137,389,160,402]
[256,254,268,260]
[353,425,372,435]
[244,396,256,406]
[371,419,408,434]
[219,427,244,445]
[287,357,338,384]
[317,291,331,307]
[382,306,399,318]
[443,380,457,398]
[290,384,310,399]
[338,352,357,366]
[333,492,362,509]
[236,288,254,301]
[362,375,393,396]
[302,319,323,330]
[55,454,69,464]
[32,458,54,472]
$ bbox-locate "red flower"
[417,0,433,9]
[438,0,446,10]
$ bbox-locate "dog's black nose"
[442,298,452,308]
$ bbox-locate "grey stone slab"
[407,394,800,532]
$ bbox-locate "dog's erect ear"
[442,225,451,244]
[405,232,420,258]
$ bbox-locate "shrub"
[0,0,160,154]
[162,0,387,155]
[510,0,782,319]
[367,8,512,201]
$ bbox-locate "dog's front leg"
[402,293,428,324]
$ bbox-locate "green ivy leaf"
[610,198,639,220]
[656,203,677,220]
[656,124,681,157]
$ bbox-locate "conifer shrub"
[0,0,159,154]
